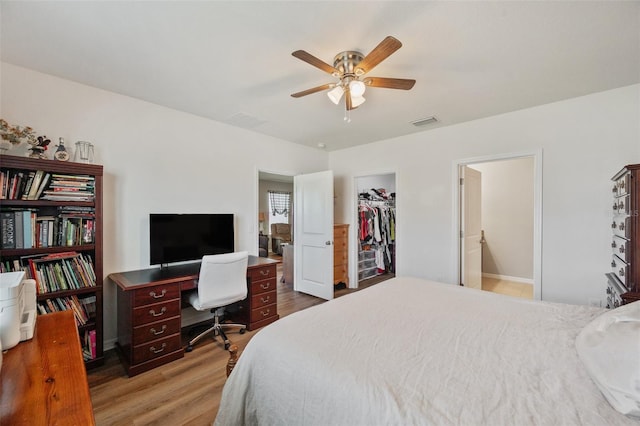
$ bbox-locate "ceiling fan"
[291,36,416,113]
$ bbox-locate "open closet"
[356,173,396,284]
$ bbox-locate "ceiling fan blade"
[291,83,335,98]
[364,77,416,90]
[355,36,402,75]
[292,50,339,75]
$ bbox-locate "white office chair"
[185,251,249,352]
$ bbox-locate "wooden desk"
[108,255,279,377]
[0,310,95,425]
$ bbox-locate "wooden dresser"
[0,310,95,425]
[334,224,349,286]
[607,164,640,306]
[108,255,278,377]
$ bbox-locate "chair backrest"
[197,251,249,309]
[271,223,291,239]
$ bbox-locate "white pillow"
[576,301,640,418]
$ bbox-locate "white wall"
[471,158,534,280]
[330,84,640,306]
[1,62,328,347]
[356,173,396,195]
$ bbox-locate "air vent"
[225,112,267,129]
[411,116,438,127]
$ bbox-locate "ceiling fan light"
[349,80,366,97]
[351,95,366,108]
[327,86,344,105]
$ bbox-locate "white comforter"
[215,277,638,426]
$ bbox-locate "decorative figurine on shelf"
[27,135,51,159]
[54,137,70,161]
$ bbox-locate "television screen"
[149,213,234,265]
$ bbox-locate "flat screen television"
[149,213,234,266]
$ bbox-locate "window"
[268,191,291,228]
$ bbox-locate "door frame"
[452,149,543,300]
[351,170,397,289]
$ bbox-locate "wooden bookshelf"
[0,155,104,368]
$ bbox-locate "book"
[21,171,35,200]
[27,170,44,200]
[34,172,51,199]
[21,210,32,249]
[1,211,16,249]
[14,211,23,249]
[89,329,97,359]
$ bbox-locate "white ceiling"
[1,1,639,152]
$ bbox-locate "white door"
[461,166,482,289]
[293,170,334,300]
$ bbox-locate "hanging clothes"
[358,190,396,279]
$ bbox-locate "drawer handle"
[619,246,625,254]
[259,270,270,276]
[149,307,167,317]
[260,295,270,303]
[619,201,624,210]
[619,268,625,277]
[150,325,167,336]
[613,203,618,211]
[619,181,625,189]
[260,283,270,290]
[619,223,625,231]
[611,241,617,248]
[149,289,167,299]
[149,343,167,354]
[261,309,270,317]
[611,260,616,268]
[611,221,617,229]
[612,185,618,193]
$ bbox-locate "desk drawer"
[611,216,631,239]
[250,303,277,323]
[334,247,348,265]
[611,235,630,263]
[133,300,181,326]
[250,277,277,295]
[334,264,348,282]
[133,317,181,346]
[132,334,182,365]
[248,265,276,282]
[251,291,276,309]
[133,284,180,307]
[611,255,630,290]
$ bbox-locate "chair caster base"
[224,342,230,350]
[185,345,193,353]
[239,328,246,334]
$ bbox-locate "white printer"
[0,271,37,351]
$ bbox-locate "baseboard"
[482,273,533,285]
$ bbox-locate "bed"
[215,277,640,425]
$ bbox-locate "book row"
[37,294,97,327]
[0,169,95,201]
[2,251,98,295]
[0,208,95,249]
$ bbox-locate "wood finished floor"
[88,266,382,426]
[482,277,533,299]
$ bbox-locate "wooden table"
[0,310,95,425]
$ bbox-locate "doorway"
[355,173,397,287]
[455,151,542,300]
[258,171,293,261]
